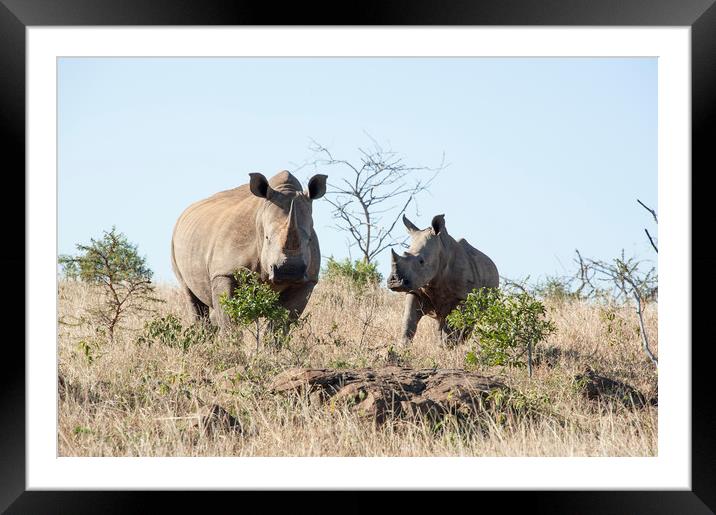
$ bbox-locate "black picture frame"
[3,1,714,512]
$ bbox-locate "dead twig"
[300,135,447,264]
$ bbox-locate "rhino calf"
[171,170,327,328]
[387,214,499,344]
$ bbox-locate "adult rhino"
[387,214,499,344]
[171,170,327,328]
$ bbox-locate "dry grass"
[58,277,658,457]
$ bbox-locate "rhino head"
[249,171,327,285]
[387,214,448,292]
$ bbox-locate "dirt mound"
[271,366,509,424]
[573,369,650,408]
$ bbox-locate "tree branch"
[307,137,445,263]
[637,199,658,223]
[644,228,658,253]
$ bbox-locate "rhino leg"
[180,284,209,321]
[209,275,236,329]
[401,293,423,344]
[264,283,315,347]
[438,319,449,344]
[279,283,315,321]
[438,318,464,347]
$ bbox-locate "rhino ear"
[307,174,328,200]
[249,173,271,198]
[403,214,420,234]
[431,214,446,235]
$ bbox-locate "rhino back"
[458,238,499,289]
[172,185,262,307]
[417,236,499,319]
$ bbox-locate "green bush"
[139,313,216,352]
[219,268,290,352]
[58,227,160,341]
[447,288,556,377]
[322,256,382,289]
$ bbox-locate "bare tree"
[302,135,446,264]
[574,250,658,367]
[501,199,659,367]
[637,198,658,253]
[500,275,532,295]
[573,249,607,299]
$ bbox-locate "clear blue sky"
[58,57,657,285]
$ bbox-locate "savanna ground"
[58,277,658,457]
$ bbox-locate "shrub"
[533,275,582,303]
[138,313,216,352]
[447,288,556,377]
[322,256,382,289]
[76,336,102,365]
[218,268,290,352]
[58,227,160,341]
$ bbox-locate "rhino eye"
[419,258,425,265]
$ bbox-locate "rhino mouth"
[387,276,412,292]
[269,262,308,285]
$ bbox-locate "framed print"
[3,0,715,512]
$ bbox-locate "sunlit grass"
[58,278,657,457]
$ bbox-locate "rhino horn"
[390,248,401,269]
[285,199,301,251]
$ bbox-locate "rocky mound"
[270,366,509,424]
[573,368,651,408]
